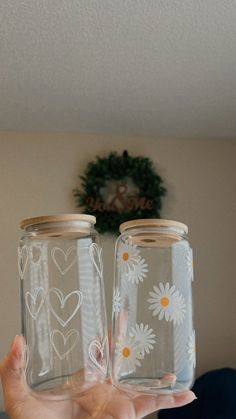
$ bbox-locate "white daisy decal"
[173,243,194,282]
[129,323,156,356]
[126,257,148,284]
[117,239,148,284]
[187,330,196,368]
[148,282,186,325]
[112,288,121,317]
[115,335,141,375]
[186,248,194,281]
[172,292,186,325]
[117,240,140,275]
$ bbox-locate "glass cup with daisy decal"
[111,219,195,394]
[18,214,109,399]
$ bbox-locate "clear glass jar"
[18,214,109,398]
[112,219,195,394]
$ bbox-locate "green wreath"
[73,151,167,234]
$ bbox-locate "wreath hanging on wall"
[73,151,167,234]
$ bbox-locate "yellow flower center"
[122,346,131,358]
[122,252,129,261]
[160,297,170,307]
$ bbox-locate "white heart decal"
[48,288,83,327]
[50,329,80,360]
[89,243,103,280]
[18,245,28,279]
[31,245,42,264]
[88,337,108,375]
[51,246,77,275]
[25,287,46,320]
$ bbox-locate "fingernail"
[11,335,25,360]
[11,335,20,351]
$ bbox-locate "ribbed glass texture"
[18,216,109,399]
[112,220,195,394]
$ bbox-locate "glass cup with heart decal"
[18,214,109,399]
[111,219,195,395]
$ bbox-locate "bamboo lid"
[20,214,96,230]
[119,219,188,234]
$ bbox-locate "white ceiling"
[1,1,236,138]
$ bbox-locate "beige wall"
[0,132,235,411]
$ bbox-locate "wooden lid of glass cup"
[20,214,96,238]
[119,219,188,247]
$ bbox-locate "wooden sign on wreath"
[73,151,167,234]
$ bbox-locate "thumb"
[0,335,29,410]
[134,390,197,418]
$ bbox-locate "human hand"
[0,336,196,419]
